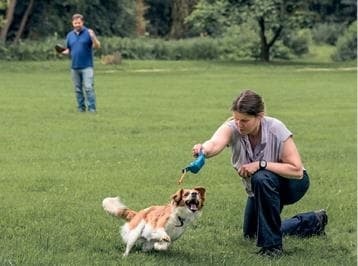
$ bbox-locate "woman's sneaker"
[257,245,283,257]
[315,209,328,235]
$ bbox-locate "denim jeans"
[71,67,96,111]
[243,170,320,248]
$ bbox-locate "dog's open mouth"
[185,199,199,212]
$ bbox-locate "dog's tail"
[102,197,137,221]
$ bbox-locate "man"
[62,14,100,112]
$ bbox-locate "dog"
[102,186,206,256]
[100,51,122,65]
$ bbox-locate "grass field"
[0,58,356,265]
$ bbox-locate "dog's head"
[171,186,206,213]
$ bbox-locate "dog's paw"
[154,240,170,251]
[160,235,171,242]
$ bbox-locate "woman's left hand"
[238,162,260,178]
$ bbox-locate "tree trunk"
[257,16,283,62]
[258,16,269,62]
[169,0,198,39]
[260,43,270,62]
[135,0,147,36]
[0,0,17,43]
[13,0,34,44]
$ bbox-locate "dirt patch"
[296,67,356,72]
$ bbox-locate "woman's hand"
[238,162,260,178]
[192,144,203,157]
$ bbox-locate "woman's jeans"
[243,170,321,248]
[71,67,96,112]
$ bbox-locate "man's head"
[72,13,84,32]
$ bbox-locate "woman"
[192,90,327,256]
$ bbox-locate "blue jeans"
[71,67,96,111]
[243,170,320,248]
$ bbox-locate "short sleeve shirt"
[227,116,292,196]
[66,27,93,69]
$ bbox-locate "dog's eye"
[183,192,189,197]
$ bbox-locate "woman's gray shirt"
[227,116,292,196]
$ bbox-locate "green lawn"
[0,59,356,265]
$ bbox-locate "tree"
[0,0,16,43]
[188,0,313,61]
[309,0,357,24]
[136,0,147,36]
[0,0,137,42]
[144,0,172,37]
[244,1,311,62]
[169,0,198,39]
[13,0,33,43]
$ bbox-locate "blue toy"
[182,152,206,174]
[178,152,206,184]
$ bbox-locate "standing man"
[62,14,100,113]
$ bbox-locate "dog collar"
[175,216,185,227]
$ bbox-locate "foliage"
[282,29,311,57]
[1,33,352,62]
[0,59,356,265]
[0,0,356,63]
[0,36,222,61]
[186,0,233,37]
[187,0,315,61]
[101,36,221,60]
[144,0,172,37]
[0,35,307,61]
[0,34,62,60]
[311,23,346,45]
[219,23,260,60]
[332,21,357,61]
[6,0,136,41]
[1,0,356,43]
[309,0,357,25]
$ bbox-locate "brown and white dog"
[102,187,206,256]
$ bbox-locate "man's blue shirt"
[66,27,93,69]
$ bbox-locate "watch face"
[260,160,266,169]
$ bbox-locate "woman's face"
[233,111,261,135]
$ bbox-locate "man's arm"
[88,29,100,49]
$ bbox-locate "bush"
[95,37,221,60]
[332,21,357,61]
[271,41,292,60]
[0,36,61,61]
[219,24,260,60]
[282,29,311,57]
[312,23,345,45]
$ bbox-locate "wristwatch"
[259,160,267,170]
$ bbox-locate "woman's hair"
[231,89,265,116]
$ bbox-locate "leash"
[177,169,187,185]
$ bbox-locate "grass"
[0,57,356,265]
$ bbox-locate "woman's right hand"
[192,144,203,157]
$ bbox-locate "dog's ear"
[171,188,184,205]
[194,186,206,202]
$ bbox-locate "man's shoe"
[257,245,283,257]
[315,209,328,235]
